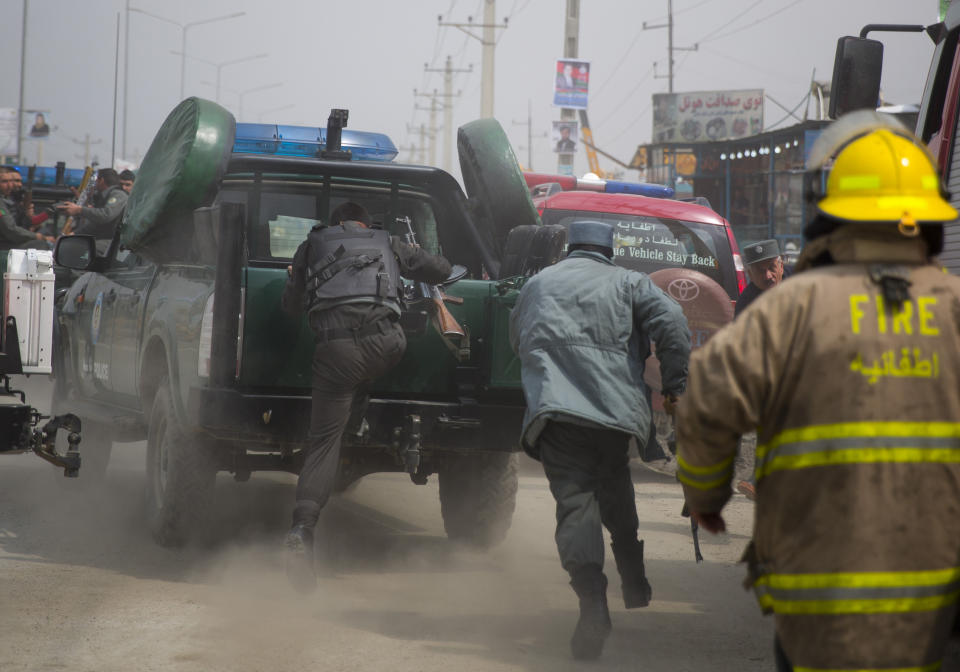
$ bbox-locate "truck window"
[221,180,443,263]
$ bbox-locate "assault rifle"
[60,166,96,235]
[399,216,465,339]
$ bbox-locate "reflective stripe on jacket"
[676,227,960,669]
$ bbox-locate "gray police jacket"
[509,250,690,457]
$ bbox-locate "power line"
[695,0,763,44]
[701,0,806,44]
[595,64,655,128]
[606,103,653,146]
[648,0,717,24]
[591,30,646,100]
[699,45,806,83]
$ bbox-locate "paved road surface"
[1,377,776,671]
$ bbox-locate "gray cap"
[568,220,615,249]
[742,238,780,265]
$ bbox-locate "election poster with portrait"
[553,59,590,110]
[552,120,578,154]
[652,89,764,143]
[25,110,51,139]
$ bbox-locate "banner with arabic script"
[652,89,764,143]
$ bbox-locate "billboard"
[653,89,764,143]
[552,120,578,153]
[0,108,18,156]
[553,59,590,110]
[24,110,50,139]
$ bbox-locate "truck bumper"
[189,386,525,452]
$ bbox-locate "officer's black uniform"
[280,217,451,579]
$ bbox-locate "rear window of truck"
[219,180,443,263]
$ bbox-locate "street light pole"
[179,12,244,100]
[176,51,268,104]
[129,8,244,102]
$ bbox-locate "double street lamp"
[216,82,285,121]
[128,7,245,100]
[170,51,268,104]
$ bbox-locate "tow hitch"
[391,414,428,484]
[0,376,82,477]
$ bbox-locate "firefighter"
[676,110,960,670]
[510,220,690,660]
[280,201,451,591]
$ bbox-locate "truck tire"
[438,452,519,548]
[121,97,236,255]
[145,378,216,546]
[458,118,541,267]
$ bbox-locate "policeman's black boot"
[569,564,612,661]
[285,500,319,593]
[611,538,653,608]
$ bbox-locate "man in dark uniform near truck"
[0,167,52,249]
[734,238,786,317]
[509,220,690,660]
[281,201,452,590]
[56,168,128,240]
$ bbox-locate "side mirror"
[54,235,96,270]
[829,36,884,118]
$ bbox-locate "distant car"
[524,173,746,450]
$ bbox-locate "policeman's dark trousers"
[292,321,405,528]
[538,420,640,576]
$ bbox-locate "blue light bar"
[603,180,675,198]
[7,165,87,187]
[233,123,398,162]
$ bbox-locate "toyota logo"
[667,278,700,302]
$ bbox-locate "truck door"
[103,249,155,404]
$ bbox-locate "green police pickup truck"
[52,99,560,547]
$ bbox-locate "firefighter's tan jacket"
[677,225,960,670]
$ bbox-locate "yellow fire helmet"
[808,110,957,230]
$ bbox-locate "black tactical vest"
[305,221,401,309]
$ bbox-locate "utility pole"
[424,56,470,172]
[415,89,449,167]
[438,1,507,119]
[558,0,579,174]
[643,0,698,93]
[406,123,432,165]
[17,0,28,164]
[71,134,104,167]
[512,99,535,170]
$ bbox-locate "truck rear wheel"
[145,378,216,546]
[438,452,519,548]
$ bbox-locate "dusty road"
[0,378,776,671]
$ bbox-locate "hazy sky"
[0,0,939,182]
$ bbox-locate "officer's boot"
[611,538,652,608]
[285,500,319,593]
[569,564,612,660]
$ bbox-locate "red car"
[524,172,745,423]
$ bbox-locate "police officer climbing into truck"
[676,111,960,670]
[509,220,690,660]
[281,201,451,590]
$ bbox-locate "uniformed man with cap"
[280,201,452,591]
[510,220,690,660]
[57,168,128,240]
[735,238,786,317]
